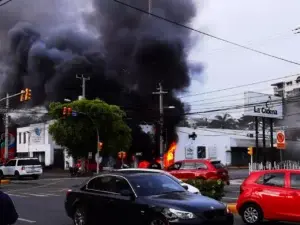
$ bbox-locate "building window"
[23,133,26,144]
[19,133,21,144]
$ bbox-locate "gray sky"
[185,0,300,119]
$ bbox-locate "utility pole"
[153,83,167,168]
[148,0,152,14]
[4,93,9,160]
[76,74,90,99]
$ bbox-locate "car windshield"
[211,161,225,169]
[128,174,186,196]
[18,159,41,166]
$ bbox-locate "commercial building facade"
[16,121,73,169]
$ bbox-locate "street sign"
[276,131,286,149]
[135,152,143,156]
[95,152,102,163]
[88,152,92,159]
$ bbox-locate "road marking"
[223,197,238,200]
[40,193,60,196]
[23,193,48,197]
[18,218,36,223]
[9,193,28,198]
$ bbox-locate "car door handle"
[290,192,298,197]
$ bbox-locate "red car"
[237,169,300,224]
[166,159,230,184]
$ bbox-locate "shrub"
[185,178,225,200]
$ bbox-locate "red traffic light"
[67,107,72,116]
[62,107,67,115]
[118,151,126,159]
[98,142,103,151]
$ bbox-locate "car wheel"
[73,206,87,225]
[241,203,263,224]
[0,170,4,179]
[149,216,168,225]
[14,171,20,180]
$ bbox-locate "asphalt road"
[0,176,291,225]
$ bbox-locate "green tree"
[208,113,237,129]
[48,99,132,158]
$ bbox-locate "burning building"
[0,0,202,158]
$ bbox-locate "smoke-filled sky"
[0,0,202,148]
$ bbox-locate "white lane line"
[23,193,48,197]
[223,197,238,200]
[9,194,28,198]
[40,193,60,196]
[18,218,36,223]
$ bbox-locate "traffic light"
[98,142,103,151]
[20,90,25,102]
[62,107,67,116]
[118,151,126,159]
[247,147,253,156]
[67,107,72,116]
[24,88,32,101]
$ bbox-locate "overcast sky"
[185,0,300,119]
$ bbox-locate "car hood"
[143,191,225,212]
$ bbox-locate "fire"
[164,142,176,168]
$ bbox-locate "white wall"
[16,121,63,166]
[175,128,231,165]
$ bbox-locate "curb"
[227,203,237,214]
[0,179,10,185]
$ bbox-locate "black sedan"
[65,172,234,225]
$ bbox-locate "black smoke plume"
[0,0,202,158]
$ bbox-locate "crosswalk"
[8,188,69,198]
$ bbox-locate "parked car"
[65,172,234,225]
[166,159,230,184]
[0,158,43,180]
[117,168,201,194]
[237,169,300,224]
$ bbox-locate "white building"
[16,121,73,169]
[271,75,300,98]
[174,127,277,166]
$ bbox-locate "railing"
[249,160,300,173]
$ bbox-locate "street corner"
[0,179,11,185]
[227,203,237,214]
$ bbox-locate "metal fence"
[249,160,300,173]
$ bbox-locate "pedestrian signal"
[24,88,32,101]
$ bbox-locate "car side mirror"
[182,184,189,190]
[120,190,135,199]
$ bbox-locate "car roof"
[117,168,167,174]
[92,171,168,179]
[177,159,211,163]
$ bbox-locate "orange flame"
[164,142,176,168]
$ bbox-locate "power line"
[185,95,300,116]
[179,73,300,98]
[0,0,13,7]
[113,0,300,66]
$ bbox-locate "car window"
[128,174,186,196]
[211,161,225,169]
[196,162,207,170]
[181,162,196,169]
[18,159,41,166]
[115,177,132,193]
[87,176,116,192]
[257,173,285,187]
[290,173,300,189]
[6,160,16,166]
[168,162,181,170]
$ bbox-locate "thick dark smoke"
[0,0,202,157]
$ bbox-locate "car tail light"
[66,189,72,197]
